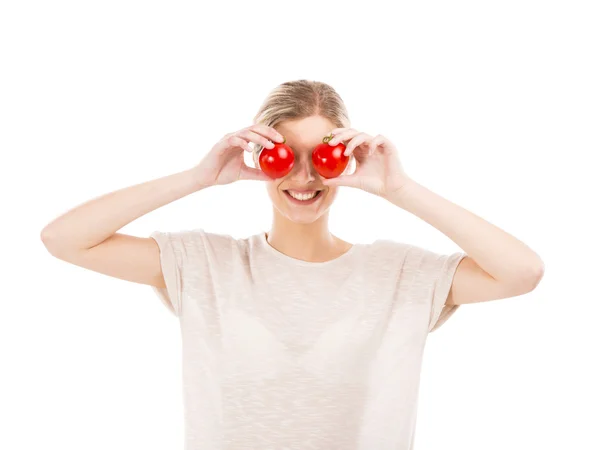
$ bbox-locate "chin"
[273,195,331,224]
[284,212,322,225]
[279,200,326,224]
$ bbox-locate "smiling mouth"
[283,189,324,203]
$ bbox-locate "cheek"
[325,187,338,201]
[266,182,284,202]
[265,182,277,193]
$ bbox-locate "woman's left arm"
[322,128,545,306]
[385,180,545,305]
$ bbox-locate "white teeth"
[288,191,318,201]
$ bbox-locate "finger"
[368,134,386,155]
[322,174,360,189]
[237,129,275,150]
[328,129,360,146]
[227,136,254,152]
[343,133,372,157]
[249,124,285,143]
[240,164,272,182]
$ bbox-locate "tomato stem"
[323,134,334,144]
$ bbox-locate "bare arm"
[40,124,283,290]
[40,169,206,288]
[41,169,203,251]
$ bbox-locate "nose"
[288,153,317,183]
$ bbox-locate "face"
[260,115,352,225]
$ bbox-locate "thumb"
[240,165,271,182]
[322,174,357,189]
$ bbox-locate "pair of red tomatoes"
[258,134,349,179]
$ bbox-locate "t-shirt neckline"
[258,231,359,268]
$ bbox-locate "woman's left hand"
[321,128,413,199]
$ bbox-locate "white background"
[2,0,598,449]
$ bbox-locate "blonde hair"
[251,80,351,168]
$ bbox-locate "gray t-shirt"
[150,229,466,450]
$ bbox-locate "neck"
[266,210,347,263]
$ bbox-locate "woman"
[41,80,544,449]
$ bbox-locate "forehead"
[275,116,336,149]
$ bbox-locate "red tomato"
[258,136,295,179]
[312,134,349,179]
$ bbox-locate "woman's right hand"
[191,124,285,187]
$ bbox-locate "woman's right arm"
[40,124,283,289]
[40,169,208,288]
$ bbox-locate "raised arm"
[40,124,283,290]
[40,169,205,288]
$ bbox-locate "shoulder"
[365,238,461,273]
[150,228,243,260]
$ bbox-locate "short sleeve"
[149,228,233,318]
[149,230,187,317]
[405,245,468,333]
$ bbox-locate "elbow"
[40,225,59,246]
[40,227,50,247]
[40,226,53,244]
[522,258,545,293]
[40,226,62,255]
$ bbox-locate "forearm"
[41,168,206,252]
[386,180,544,283]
